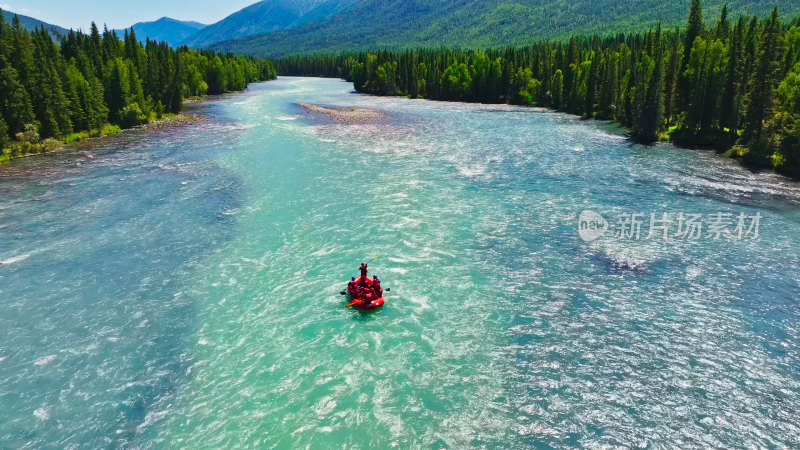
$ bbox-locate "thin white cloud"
[0,4,41,15]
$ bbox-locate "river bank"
[0,113,208,165]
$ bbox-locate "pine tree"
[713,4,731,40]
[597,50,616,119]
[551,69,564,109]
[30,28,71,137]
[563,38,578,112]
[0,116,9,151]
[785,25,800,74]
[0,12,10,62]
[206,56,226,95]
[105,58,130,123]
[677,0,704,112]
[637,24,665,142]
[539,44,553,106]
[626,46,642,128]
[743,7,785,143]
[773,61,800,175]
[740,17,759,103]
[166,52,183,113]
[585,50,599,117]
[663,32,680,126]
[720,18,744,135]
[699,39,728,133]
[9,16,35,88]
[0,64,34,135]
[88,22,103,76]
[102,25,121,62]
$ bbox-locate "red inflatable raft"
[346,276,385,310]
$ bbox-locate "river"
[1,77,799,448]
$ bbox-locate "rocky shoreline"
[2,113,208,163]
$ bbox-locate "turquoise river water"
[1,77,799,448]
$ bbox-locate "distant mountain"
[1,9,69,39]
[181,0,356,48]
[117,17,206,47]
[208,0,800,58]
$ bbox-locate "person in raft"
[372,277,383,299]
[351,267,365,294]
[359,262,368,283]
[362,275,382,300]
[347,277,358,297]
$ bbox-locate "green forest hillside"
[209,0,800,57]
[182,0,356,48]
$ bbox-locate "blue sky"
[0,0,258,30]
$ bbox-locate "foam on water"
[34,355,56,366]
[0,253,30,265]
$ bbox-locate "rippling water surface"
[1,77,799,448]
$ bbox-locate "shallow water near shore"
[1,77,799,448]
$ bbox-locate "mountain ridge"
[180,0,357,48]
[115,17,206,46]
[206,0,800,58]
[1,9,69,39]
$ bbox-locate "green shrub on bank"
[65,131,91,143]
[119,104,148,129]
[101,124,121,136]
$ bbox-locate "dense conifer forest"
[0,10,276,161]
[278,1,800,177]
[212,0,800,58]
